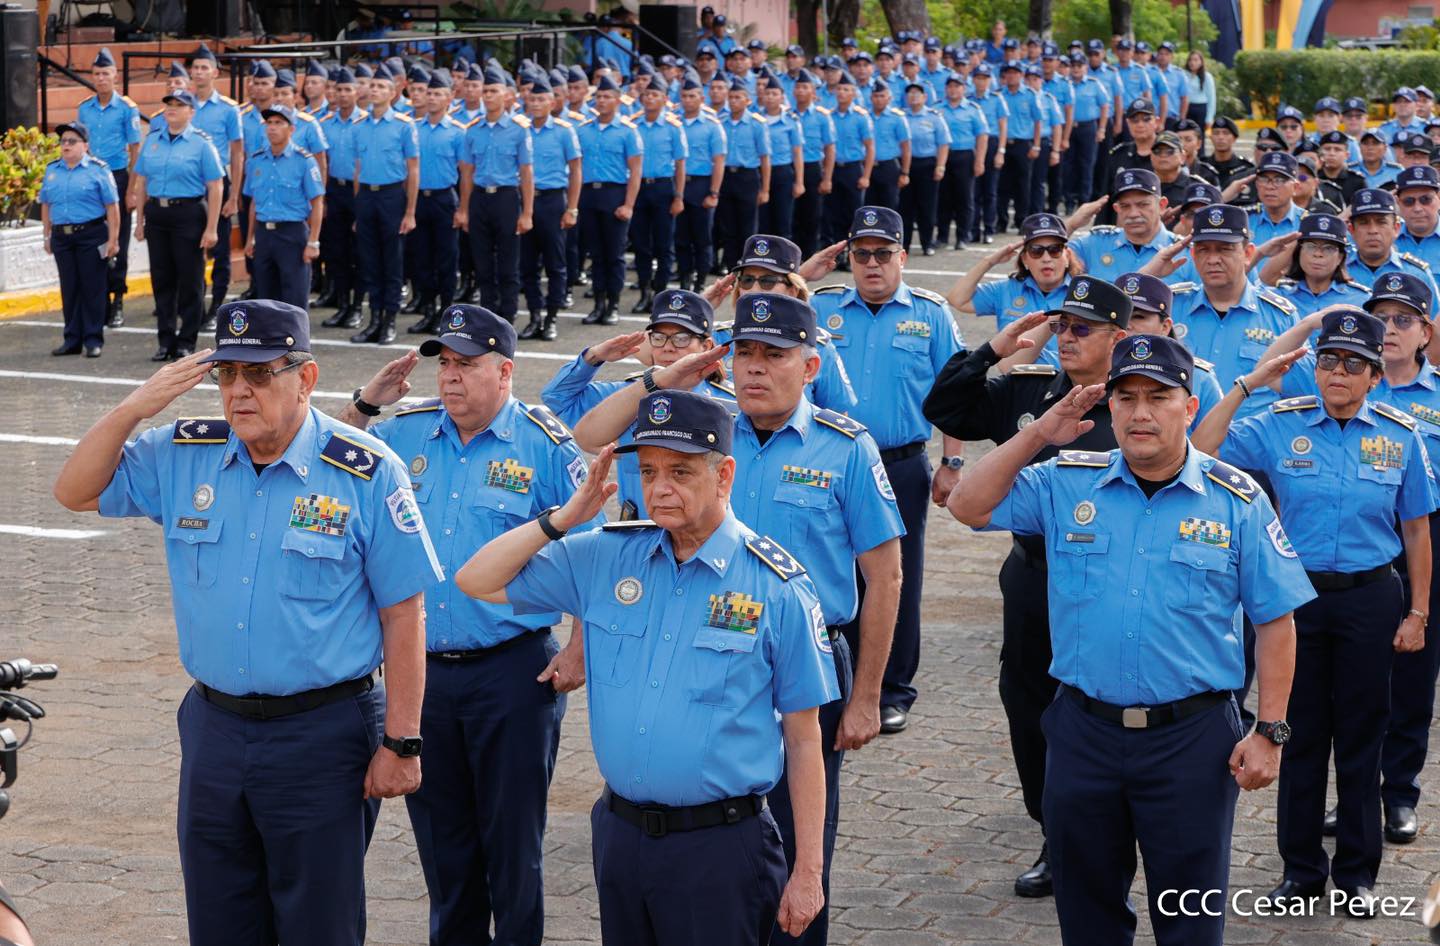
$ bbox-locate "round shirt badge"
[649,396,672,423]
[752,298,771,322]
[448,311,466,331]
[1208,208,1224,227]
[1073,500,1096,525]
[228,311,248,336]
[863,210,878,227]
[1292,436,1312,455]
[1174,322,1189,339]
[1131,337,1152,360]
[1017,412,1035,430]
[1100,254,1113,266]
[1124,276,1140,294]
[614,577,643,604]
[1388,274,1405,291]
[1341,315,1358,334]
[753,238,770,256]
[668,293,686,311]
[1073,280,1089,300]
[410,455,427,476]
[827,313,844,330]
[192,484,214,511]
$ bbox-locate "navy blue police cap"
[972,63,993,78]
[55,121,88,142]
[737,234,800,274]
[306,58,327,78]
[1315,307,1385,363]
[1191,203,1250,244]
[1343,96,1368,114]
[1401,131,1434,155]
[1257,150,1299,179]
[1108,334,1194,392]
[274,69,296,90]
[566,64,588,84]
[732,293,816,349]
[849,205,903,243]
[1365,272,1434,320]
[793,69,819,86]
[332,66,355,84]
[1276,103,1304,123]
[1020,212,1067,242]
[190,42,217,64]
[1117,272,1173,316]
[1113,167,1161,197]
[1297,212,1347,245]
[203,300,310,364]
[648,289,713,335]
[1125,97,1155,117]
[168,60,188,79]
[420,304,517,359]
[430,70,454,90]
[162,90,198,108]
[93,47,116,68]
[353,63,374,79]
[1317,129,1349,147]
[1052,276,1132,326]
[1351,187,1397,216]
[1397,165,1440,191]
[616,390,734,456]
[1314,96,1341,114]
[1182,180,1223,209]
[250,59,277,79]
[260,105,296,124]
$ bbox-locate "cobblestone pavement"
[2,243,1438,944]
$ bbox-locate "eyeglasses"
[1374,312,1425,329]
[208,359,306,386]
[849,247,897,264]
[1301,240,1342,253]
[1316,351,1374,374]
[1297,173,1313,182]
[1050,319,1100,338]
[1401,194,1437,207]
[1025,243,1066,259]
[647,330,700,349]
[58,137,83,146]
[736,273,787,290]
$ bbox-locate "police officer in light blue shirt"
[455,387,839,946]
[403,71,466,335]
[1346,187,1440,302]
[971,66,1009,242]
[824,73,874,248]
[758,75,804,242]
[1394,165,1440,274]
[318,69,368,331]
[1067,53,1110,207]
[900,81,949,254]
[54,299,444,946]
[182,44,246,328]
[1026,65,1063,218]
[272,69,330,178]
[716,77,771,271]
[576,74,644,326]
[241,106,324,311]
[519,72,583,341]
[866,83,910,212]
[631,76,689,313]
[1069,168,1182,283]
[40,121,120,358]
[938,74,989,249]
[1249,150,1305,245]
[950,332,1312,946]
[676,74,728,291]
[997,62,1041,232]
[343,305,599,946]
[790,70,834,257]
[78,47,141,328]
[1269,211,1371,317]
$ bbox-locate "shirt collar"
[837,280,914,315]
[650,511,745,576]
[1097,445,1208,497]
[737,396,815,445]
[434,396,520,446]
[223,406,319,481]
[1114,226,1176,251]
[1306,399,1381,429]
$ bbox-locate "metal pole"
[1186,0,1194,51]
[820,0,829,54]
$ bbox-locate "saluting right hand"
[553,444,619,531]
[1031,383,1107,446]
[988,311,1049,359]
[361,349,420,407]
[119,349,214,420]
[655,343,730,389]
[585,330,647,366]
[703,271,737,308]
[1148,234,1193,277]
[988,239,1024,267]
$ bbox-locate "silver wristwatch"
[941,455,965,471]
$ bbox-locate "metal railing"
[37,53,95,133]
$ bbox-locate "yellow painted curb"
[0,261,216,321]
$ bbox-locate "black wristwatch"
[537,505,569,541]
[1255,720,1291,745]
[383,734,423,758]
[641,366,660,393]
[352,388,382,417]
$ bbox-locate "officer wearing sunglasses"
[1395,165,1440,275]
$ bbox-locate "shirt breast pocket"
[584,605,646,687]
[689,627,759,706]
[279,529,350,600]
[168,518,223,589]
[890,332,932,376]
[1051,532,1109,597]
[1274,455,1320,479]
[1238,339,1269,366]
[472,486,536,528]
[1167,541,1237,609]
[1357,463,1403,488]
[771,479,837,548]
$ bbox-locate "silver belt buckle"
[1122,706,1149,729]
[264,221,277,230]
[484,185,499,194]
[158,197,171,207]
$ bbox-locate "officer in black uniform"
[923,275,1134,900]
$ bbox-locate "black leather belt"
[604,786,765,837]
[420,187,455,197]
[835,160,859,168]
[641,176,673,185]
[148,195,203,207]
[1012,535,1047,569]
[362,181,403,192]
[879,442,924,464]
[56,217,105,234]
[261,220,303,229]
[329,177,352,186]
[536,187,567,195]
[428,628,550,661]
[477,185,516,194]
[1305,563,1394,592]
[587,181,624,189]
[195,674,373,721]
[725,166,760,176]
[1062,684,1228,730]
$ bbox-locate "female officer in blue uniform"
[899,80,950,255]
[1193,307,1436,917]
[40,121,120,358]
[1262,213,1371,317]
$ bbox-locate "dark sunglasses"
[736,273,787,289]
[1025,243,1066,259]
[1373,312,1425,329]
[1316,351,1374,374]
[1050,319,1099,338]
[849,247,897,264]
[1401,194,1437,207]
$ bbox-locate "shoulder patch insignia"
[218,94,238,105]
[1272,395,1320,413]
[1090,225,1120,234]
[121,94,140,109]
[1057,449,1112,467]
[512,113,531,128]
[815,105,832,114]
[1170,281,1200,294]
[746,535,806,580]
[1194,357,1216,372]
[1403,252,1431,270]
[1372,400,1419,430]
[524,403,573,443]
[172,418,231,444]
[602,519,660,530]
[709,379,736,397]
[1205,460,1258,503]
[239,102,253,114]
[910,287,949,307]
[1258,288,1297,314]
[395,397,443,416]
[814,408,865,438]
[1010,364,1059,376]
[320,432,381,479]
[1276,278,1298,288]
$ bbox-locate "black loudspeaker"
[186,0,240,38]
[639,5,697,60]
[0,6,36,130]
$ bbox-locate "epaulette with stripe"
[1010,364,1058,376]
[295,111,317,123]
[814,408,865,438]
[1206,460,1258,503]
[1403,252,1431,270]
[746,535,806,580]
[910,287,950,307]
[395,398,442,416]
[1171,281,1200,294]
[1194,357,1216,372]
[524,403,572,443]
[616,115,637,128]
[172,418,230,444]
[665,113,682,127]
[393,111,414,122]
[239,102,254,114]
[554,117,573,129]
[602,519,659,530]
[321,432,383,479]
[511,113,531,128]
[813,284,845,295]
[121,94,140,109]
[1257,287,1297,314]
[1057,449,1111,467]
[1372,400,1419,430]
[217,93,238,106]
[815,105,832,115]
[709,379,736,396]
[1272,395,1319,413]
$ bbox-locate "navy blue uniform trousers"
[1278,574,1403,890]
[469,186,522,320]
[579,182,630,297]
[407,188,459,304]
[938,150,975,246]
[631,179,678,291]
[250,221,311,312]
[867,157,901,211]
[997,140,1033,231]
[1029,141,1053,217]
[793,162,825,257]
[998,543,1058,828]
[824,163,864,248]
[405,633,565,946]
[1044,690,1243,946]
[840,450,929,712]
[176,681,383,946]
[1065,120,1099,206]
[52,218,109,350]
[976,156,1000,240]
[675,177,716,282]
[768,634,853,946]
[209,177,233,309]
[900,157,939,252]
[321,178,358,305]
[1384,513,1440,811]
[715,166,761,271]
[145,198,208,352]
[108,168,131,296]
[521,189,570,312]
[758,164,797,241]
[355,183,406,311]
[591,797,787,946]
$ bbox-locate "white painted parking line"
[0,368,359,401]
[0,524,108,540]
[0,432,79,446]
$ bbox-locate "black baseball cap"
[1401,131,1434,156]
[648,289,713,335]
[1191,203,1250,244]
[1343,96,1368,114]
[203,300,311,364]
[1314,96,1342,114]
[1211,115,1239,136]
[1113,167,1161,197]
[1117,273,1173,316]
[849,205,903,243]
[1125,97,1155,118]
[1254,127,1285,149]
[1108,334,1194,392]
[419,304,517,358]
[1365,272,1434,319]
[736,234,800,274]
[1297,212,1348,245]
[1315,307,1384,363]
[616,389,734,455]
[1049,276,1132,327]
[731,293,816,349]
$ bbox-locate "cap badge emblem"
[1131,338,1152,360]
[1208,208,1224,227]
[1123,276,1140,294]
[753,238,769,256]
[752,298,771,322]
[1341,315,1358,334]
[1318,217,1329,230]
[649,396,672,424]
[669,293,686,311]
[1388,274,1405,291]
[863,209,878,226]
[447,310,466,331]
[228,311,248,336]
[1073,280,1089,300]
